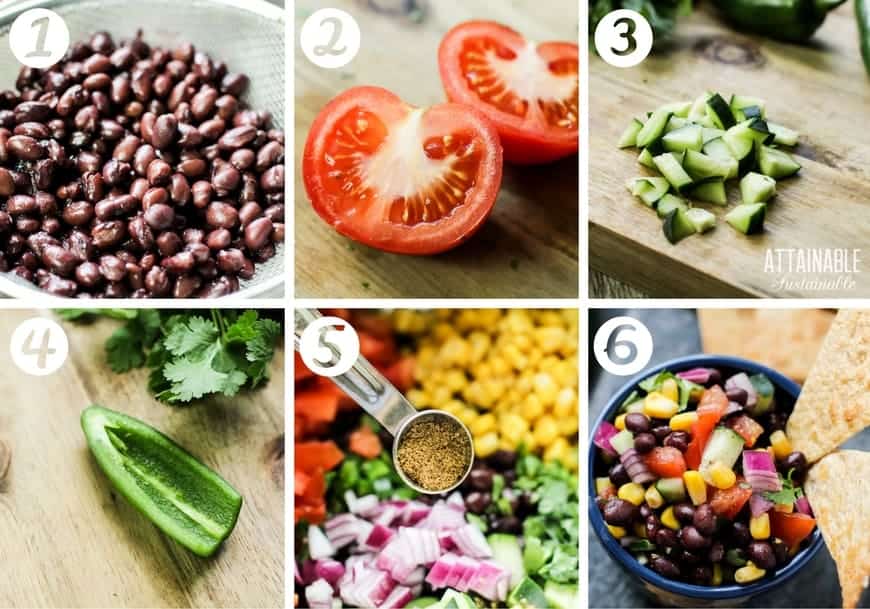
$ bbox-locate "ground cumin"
[396,416,471,492]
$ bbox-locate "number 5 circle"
[593,316,654,376]
[298,317,360,377]
[10,317,69,376]
[594,9,653,68]
[9,8,70,69]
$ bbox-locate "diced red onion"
[677,367,716,384]
[469,559,510,602]
[305,579,333,609]
[594,421,619,458]
[451,524,493,558]
[621,447,656,485]
[446,492,466,511]
[401,501,431,526]
[418,501,466,531]
[749,493,774,518]
[295,559,303,585]
[314,559,345,589]
[363,523,395,551]
[743,450,782,492]
[308,525,335,560]
[375,504,402,527]
[795,495,814,517]
[398,567,425,586]
[345,491,380,517]
[379,585,413,609]
[724,401,744,417]
[425,553,457,589]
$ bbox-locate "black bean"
[781,452,808,478]
[633,432,656,454]
[693,504,717,536]
[747,541,776,570]
[608,463,630,488]
[488,450,516,470]
[674,503,696,524]
[664,431,690,453]
[726,387,748,406]
[655,528,679,548]
[709,541,725,563]
[730,522,751,547]
[624,413,650,434]
[771,538,789,566]
[603,498,637,527]
[680,525,711,551]
[650,556,680,579]
[465,492,490,514]
[652,425,672,443]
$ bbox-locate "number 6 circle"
[592,316,654,376]
[298,317,360,377]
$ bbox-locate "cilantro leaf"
[164,315,219,357]
[105,326,145,372]
[763,474,802,505]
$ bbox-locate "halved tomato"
[303,86,503,255]
[438,21,579,165]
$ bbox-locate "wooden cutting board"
[294,0,579,298]
[0,311,284,609]
[590,4,870,298]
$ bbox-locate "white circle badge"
[300,8,361,69]
[594,9,653,68]
[298,316,360,377]
[9,9,70,69]
[593,316,654,376]
[10,317,69,376]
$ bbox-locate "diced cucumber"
[544,581,580,609]
[741,105,763,120]
[730,95,766,120]
[638,148,655,169]
[627,177,670,207]
[748,373,774,416]
[726,202,766,235]
[653,153,694,192]
[658,100,693,118]
[507,577,548,609]
[688,91,712,122]
[740,172,777,205]
[748,119,775,146]
[700,427,745,484]
[702,127,726,143]
[690,180,728,205]
[522,537,549,573]
[767,122,800,147]
[609,429,635,455]
[702,138,739,178]
[656,193,688,218]
[706,93,737,129]
[636,110,673,149]
[663,208,697,244]
[663,124,703,153]
[488,534,525,587]
[406,597,440,609]
[686,208,716,233]
[683,150,735,181]
[665,116,690,133]
[618,119,644,149]
[758,145,801,179]
[656,477,687,503]
[723,122,757,174]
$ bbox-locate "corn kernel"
[661,378,679,403]
[441,399,464,416]
[561,448,578,471]
[533,415,559,446]
[470,413,496,436]
[709,462,737,489]
[520,395,545,421]
[734,562,766,584]
[770,430,793,460]
[669,412,698,432]
[474,432,498,458]
[544,437,569,464]
[533,373,558,406]
[457,407,478,427]
[431,385,453,408]
[643,392,680,419]
[500,413,529,444]
[618,483,646,506]
[554,388,576,417]
[406,388,429,409]
[750,513,770,540]
[644,485,664,509]
[521,431,537,451]
[607,525,627,539]
[683,471,707,506]
[595,477,614,495]
[661,506,680,530]
[535,326,565,354]
[614,414,627,431]
[444,369,467,392]
[712,563,723,586]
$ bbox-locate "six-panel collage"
[0,1,868,609]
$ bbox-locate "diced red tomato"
[295,386,340,424]
[727,414,765,448]
[295,441,344,473]
[295,503,327,525]
[383,356,416,392]
[294,352,315,382]
[685,385,729,469]
[349,425,383,459]
[709,480,753,520]
[645,446,686,478]
[770,511,816,547]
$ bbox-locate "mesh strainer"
[0,0,285,299]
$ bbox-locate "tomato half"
[438,21,579,165]
[303,86,503,255]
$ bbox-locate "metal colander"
[0,0,285,299]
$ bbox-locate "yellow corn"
[469,413,496,436]
[544,437,569,464]
[661,378,679,403]
[712,563,723,586]
[595,477,614,495]
[520,395,545,421]
[709,462,737,490]
[618,483,646,506]
[774,502,794,513]
[533,416,559,446]
[500,413,528,444]
[474,432,499,458]
[683,471,707,506]
[607,525,627,539]
[614,414,627,431]
[554,388,576,417]
[669,412,698,432]
[644,485,664,509]
[770,430,793,460]
[661,506,680,530]
[750,513,770,540]
[734,562,766,584]
[643,392,680,419]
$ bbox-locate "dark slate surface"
[588,309,869,608]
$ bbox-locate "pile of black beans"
[458,450,535,535]
[0,30,284,297]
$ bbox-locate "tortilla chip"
[698,309,833,383]
[787,310,870,463]
[805,450,870,609]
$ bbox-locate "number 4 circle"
[594,9,654,68]
[10,318,69,376]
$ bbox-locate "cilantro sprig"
[60,309,281,404]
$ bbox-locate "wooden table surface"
[0,310,284,609]
[294,0,579,298]
[590,3,870,298]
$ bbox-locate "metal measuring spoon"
[294,309,473,494]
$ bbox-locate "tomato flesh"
[303,86,503,255]
[710,480,753,520]
[645,446,687,478]
[770,511,816,548]
[440,21,579,164]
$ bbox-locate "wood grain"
[294,0,579,298]
[0,310,284,609]
[590,4,870,298]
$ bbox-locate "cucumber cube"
[740,172,777,205]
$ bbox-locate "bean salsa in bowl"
[589,355,823,605]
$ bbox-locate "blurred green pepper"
[712,0,846,43]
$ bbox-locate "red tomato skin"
[438,21,578,165]
[709,481,753,520]
[686,385,729,469]
[645,446,687,478]
[303,86,503,255]
[770,512,816,548]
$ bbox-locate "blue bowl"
[588,354,823,608]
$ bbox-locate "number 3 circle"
[594,9,654,68]
[593,316,654,376]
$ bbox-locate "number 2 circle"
[594,9,653,68]
[300,8,362,69]
[593,316,654,376]
[10,317,69,376]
